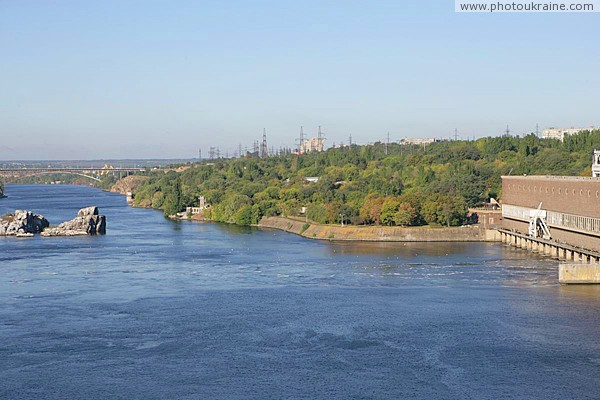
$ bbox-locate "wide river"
[1,184,600,399]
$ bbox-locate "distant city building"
[541,127,594,141]
[593,150,600,178]
[400,137,439,146]
[300,137,325,154]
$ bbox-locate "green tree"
[394,202,418,226]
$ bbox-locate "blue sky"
[1,0,598,159]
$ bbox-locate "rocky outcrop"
[110,175,148,195]
[41,207,106,237]
[0,210,49,236]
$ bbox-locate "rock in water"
[0,210,50,236]
[41,207,107,237]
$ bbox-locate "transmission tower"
[317,125,326,152]
[505,125,511,136]
[260,128,268,158]
[198,148,202,162]
[296,126,306,154]
[209,147,215,160]
[386,132,390,155]
[216,147,221,159]
[536,123,540,137]
[454,128,459,141]
[348,133,352,147]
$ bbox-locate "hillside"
[130,130,600,227]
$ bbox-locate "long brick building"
[502,175,600,252]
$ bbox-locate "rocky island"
[0,206,106,237]
[0,210,49,237]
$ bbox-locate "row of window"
[507,183,600,198]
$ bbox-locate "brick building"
[502,175,600,251]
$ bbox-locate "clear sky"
[1,0,598,159]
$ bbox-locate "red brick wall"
[502,176,600,218]
[502,176,600,251]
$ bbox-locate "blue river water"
[1,184,600,399]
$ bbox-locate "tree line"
[131,130,600,227]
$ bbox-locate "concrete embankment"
[258,216,500,242]
[559,264,600,284]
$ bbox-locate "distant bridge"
[0,167,147,182]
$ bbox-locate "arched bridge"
[0,167,147,182]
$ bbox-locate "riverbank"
[257,216,501,242]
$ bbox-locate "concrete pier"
[499,229,600,284]
[559,263,600,284]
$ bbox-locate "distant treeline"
[132,130,600,227]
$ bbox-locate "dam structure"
[500,158,600,283]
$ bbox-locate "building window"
[559,188,562,194]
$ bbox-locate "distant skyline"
[1,1,598,160]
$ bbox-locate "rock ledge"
[0,207,106,237]
[0,210,49,236]
[41,207,106,237]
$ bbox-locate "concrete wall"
[559,263,600,284]
[258,216,497,242]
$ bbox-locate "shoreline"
[256,216,501,242]
[172,213,501,243]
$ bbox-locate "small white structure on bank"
[593,150,600,178]
[186,196,210,215]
